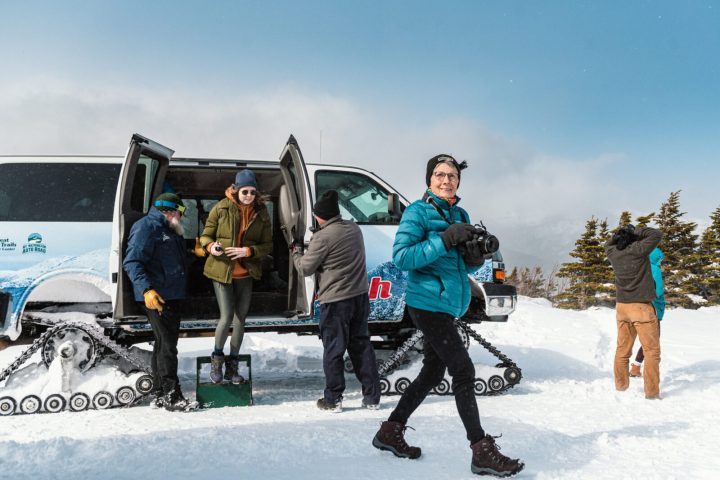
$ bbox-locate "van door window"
[128,156,161,214]
[315,170,399,225]
[0,163,121,221]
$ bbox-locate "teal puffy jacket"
[392,191,480,318]
[650,247,665,320]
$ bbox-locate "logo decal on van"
[369,276,392,300]
[22,233,47,254]
[0,238,17,252]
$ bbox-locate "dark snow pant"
[634,321,661,364]
[319,293,381,405]
[144,301,181,395]
[388,306,485,444]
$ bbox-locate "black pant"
[388,306,485,444]
[144,301,181,395]
[319,293,380,404]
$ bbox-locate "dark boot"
[372,421,421,459]
[470,435,524,477]
[210,352,224,384]
[163,389,198,412]
[225,356,245,384]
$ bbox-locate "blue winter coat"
[650,247,665,320]
[123,208,188,302]
[392,191,480,318]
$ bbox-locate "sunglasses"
[240,189,257,196]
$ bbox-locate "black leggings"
[388,307,484,444]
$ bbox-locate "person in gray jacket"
[605,224,663,399]
[292,190,381,412]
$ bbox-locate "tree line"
[506,191,720,309]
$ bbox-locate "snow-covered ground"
[1,298,719,479]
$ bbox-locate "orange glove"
[143,289,165,312]
[192,237,207,257]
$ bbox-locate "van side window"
[315,170,399,225]
[0,163,121,222]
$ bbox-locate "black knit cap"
[425,154,468,186]
[313,190,340,220]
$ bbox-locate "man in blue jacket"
[123,192,195,412]
[372,155,524,478]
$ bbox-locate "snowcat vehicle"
[0,134,519,415]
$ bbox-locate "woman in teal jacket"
[372,155,524,478]
[630,247,665,376]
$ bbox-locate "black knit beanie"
[425,154,468,186]
[313,190,340,220]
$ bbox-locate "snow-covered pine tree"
[698,206,720,305]
[618,211,632,226]
[596,218,615,304]
[655,191,701,308]
[556,216,612,308]
[635,212,655,228]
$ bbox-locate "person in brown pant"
[605,224,663,399]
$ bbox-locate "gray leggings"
[213,277,253,354]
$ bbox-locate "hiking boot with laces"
[629,363,642,377]
[163,390,199,412]
[470,434,524,477]
[316,397,342,413]
[225,356,245,384]
[372,421,421,459]
[210,352,224,384]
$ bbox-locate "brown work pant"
[615,302,660,397]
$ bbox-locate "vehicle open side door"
[277,135,314,318]
[110,134,174,319]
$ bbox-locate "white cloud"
[0,79,708,270]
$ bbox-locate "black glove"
[290,240,305,254]
[463,241,493,267]
[441,223,475,251]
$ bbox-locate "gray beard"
[168,216,185,237]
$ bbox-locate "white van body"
[1,135,516,345]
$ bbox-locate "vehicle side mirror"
[388,193,402,221]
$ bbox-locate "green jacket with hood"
[200,197,273,283]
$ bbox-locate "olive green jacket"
[200,198,273,283]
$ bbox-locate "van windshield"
[0,162,121,222]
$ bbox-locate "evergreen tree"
[618,211,632,227]
[636,212,655,228]
[655,191,700,308]
[698,206,720,304]
[506,267,519,288]
[556,216,613,308]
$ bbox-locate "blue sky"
[1,1,718,268]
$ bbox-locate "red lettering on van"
[368,276,392,300]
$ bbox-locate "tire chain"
[378,320,522,397]
[0,321,152,413]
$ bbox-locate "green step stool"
[196,355,253,408]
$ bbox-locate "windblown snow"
[1,298,718,479]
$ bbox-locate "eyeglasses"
[433,172,459,183]
[240,189,257,196]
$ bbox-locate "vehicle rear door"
[277,135,314,318]
[110,134,175,319]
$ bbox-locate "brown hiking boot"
[629,363,642,377]
[372,421,421,459]
[471,434,524,477]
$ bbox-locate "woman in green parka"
[200,169,272,384]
